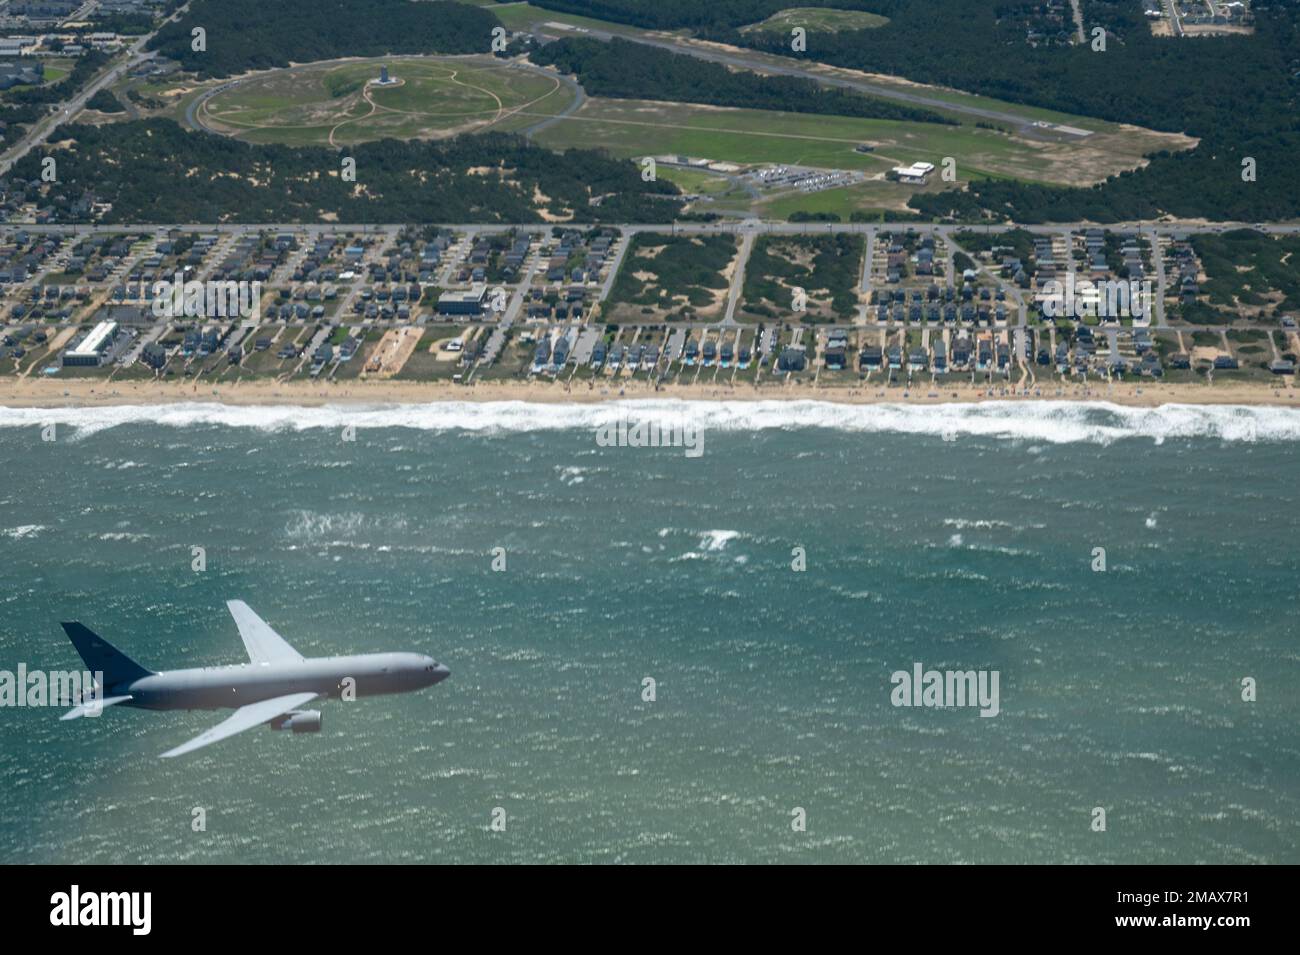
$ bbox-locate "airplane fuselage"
[114,652,447,711]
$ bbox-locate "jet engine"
[270,710,322,733]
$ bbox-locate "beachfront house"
[777,346,807,372]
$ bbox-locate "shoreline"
[0,376,1296,409]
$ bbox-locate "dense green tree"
[85,90,125,114]
[16,121,682,224]
[149,0,501,77]
[526,0,1300,222]
[531,37,950,124]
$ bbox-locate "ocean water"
[0,400,1297,864]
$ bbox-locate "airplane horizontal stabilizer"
[60,695,132,720]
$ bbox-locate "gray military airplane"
[59,600,449,758]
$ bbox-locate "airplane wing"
[227,600,304,665]
[61,695,132,720]
[159,692,318,759]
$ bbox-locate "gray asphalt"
[518,63,585,139]
[7,220,1299,236]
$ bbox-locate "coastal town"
[0,219,1295,406]
[0,0,1292,409]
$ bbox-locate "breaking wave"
[699,530,741,551]
[0,400,1297,444]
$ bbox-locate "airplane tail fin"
[60,622,153,689]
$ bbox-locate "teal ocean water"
[0,400,1297,864]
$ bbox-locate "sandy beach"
[0,374,1295,409]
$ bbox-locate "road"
[517,63,585,140]
[1144,228,1169,327]
[859,228,875,295]
[184,79,236,133]
[1069,0,1086,44]
[501,239,543,325]
[9,220,1299,238]
[1163,0,1187,37]
[721,230,756,326]
[597,231,632,304]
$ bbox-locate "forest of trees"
[85,90,125,114]
[15,121,683,224]
[149,0,501,77]
[530,37,950,124]
[527,0,1300,222]
[0,103,42,139]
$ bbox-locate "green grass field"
[531,96,1175,211]
[654,166,730,194]
[534,98,984,176]
[39,59,70,84]
[485,1,666,36]
[758,181,922,219]
[740,7,890,34]
[198,56,577,147]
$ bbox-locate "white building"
[63,321,118,366]
[891,161,935,184]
